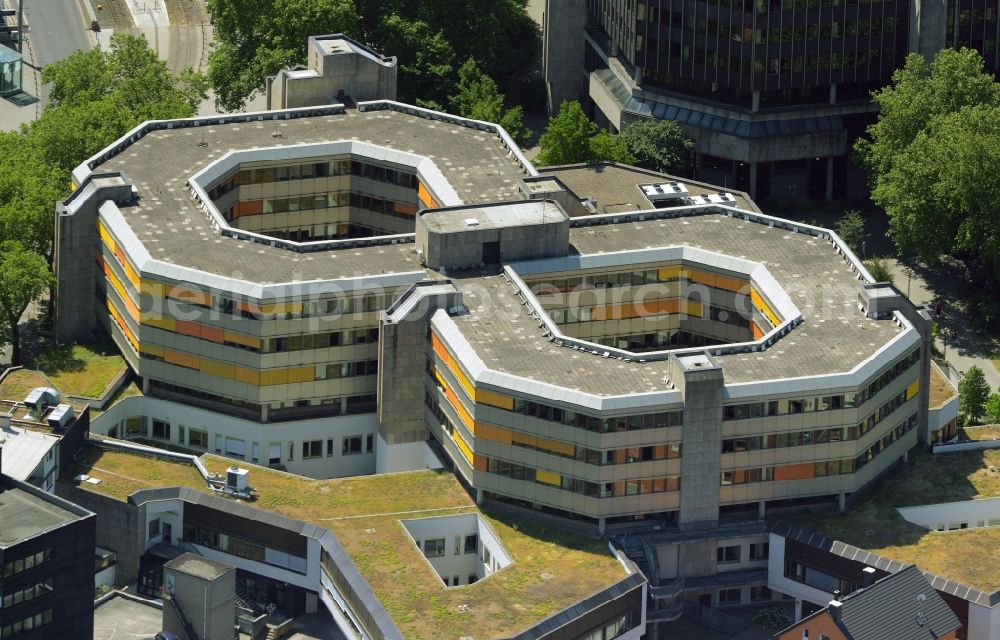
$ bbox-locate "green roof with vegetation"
[66,445,627,639]
[783,447,1000,592]
[32,343,126,398]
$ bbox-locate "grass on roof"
[962,426,1000,442]
[75,451,625,639]
[782,446,1000,591]
[32,343,126,398]
[929,364,957,409]
[0,369,52,401]
[66,445,207,500]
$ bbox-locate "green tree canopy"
[985,393,1000,425]
[959,366,991,424]
[618,119,692,175]
[856,48,1000,287]
[449,58,530,144]
[536,101,634,166]
[836,210,866,256]
[0,242,53,365]
[207,0,539,111]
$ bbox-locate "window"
[342,435,363,455]
[327,439,335,457]
[178,425,185,444]
[366,434,374,453]
[152,419,170,440]
[423,538,445,558]
[148,518,161,540]
[124,416,146,436]
[749,542,769,560]
[717,545,741,564]
[719,588,742,604]
[750,585,772,601]
[287,441,294,461]
[302,440,323,459]
[186,428,207,448]
[464,534,478,554]
[468,574,478,584]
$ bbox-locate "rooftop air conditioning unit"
[227,467,250,492]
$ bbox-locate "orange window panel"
[175,320,201,339]
[476,423,512,445]
[714,275,746,293]
[690,270,717,288]
[165,350,200,370]
[418,181,439,209]
[200,324,225,344]
[473,455,489,472]
[774,463,815,481]
[232,200,263,218]
[751,322,765,341]
[431,332,451,366]
[394,202,417,216]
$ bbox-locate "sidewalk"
[0,24,41,130]
[886,257,1000,391]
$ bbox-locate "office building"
[543,0,999,202]
[0,450,96,640]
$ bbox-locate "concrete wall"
[967,599,1000,640]
[544,0,589,114]
[92,395,378,479]
[673,355,723,529]
[165,563,236,640]
[56,484,144,587]
[418,216,571,271]
[898,497,1000,531]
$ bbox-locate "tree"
[836,210,866,256]
[0,242,53,365]
[449,58,530,145]
[985,392,1000,425]
[753,607,792,632]
[206,0,539,111]
[619,119,692,175]
[864,257,895,283]
[536,101,633,166]
[959,366,991,424]
[856,48,1000,288]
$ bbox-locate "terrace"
[929,363,958,409]
[65,444,628,639]
[781,446,1000,592]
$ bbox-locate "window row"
[679,16,898,43]
[527,268,742,295]
[507,398,684,434]
[723,426,847,452]
[855,412,916,470]
[183,524,307,574]
[487,458,681,497]
[575,607,642,640]
[0,609,53,638]
[234,190,411,218]
[300,434,375,459]
[514,439,682,465]
[231,160,418,189]
[680,47,898,73]
[1,579,53,609]
[1,549,51,578]
[261,328,380,353]
[717,542,768,563]
[721,458,856,485]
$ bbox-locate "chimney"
[829,600,844,623]
[863,567,877,587]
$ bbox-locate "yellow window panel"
[165,350,200,370]
[260,369,290,386]
[906,378,920,401]
[683,300,704,317]
[477,389,514,411]
[453,430,474,464]
[536,470,561,486]
[142,314,176,332]
[224,331,261,349]
[200,359,236,379]
[689,270,717,288]
[140,280,166,298]
[140,343,165,358]
[286,366,315,384]
[536,436,576,457]
[234,367,260,386]
[475,423,512,445]
[98,222,116,254]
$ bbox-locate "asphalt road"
[22,0,94,100]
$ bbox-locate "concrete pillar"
[838,492,847,512]
[751,90,760,113]
[903,449,909,463]
[829,82,837,105]
[794,598,803,621]
[748,162,758,200]
[542,0,589,114]
[598,518,606,535]
[825,156,834,201]
[261,403,269,423]
[476,488,484,505]
[758,500,766,520]
[141,377,150,394]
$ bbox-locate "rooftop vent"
[47,404,74,430]
[226,467,250,492]
[638,182,689,207]
[24,387,60,413]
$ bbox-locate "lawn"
[0,368,53,400]
[783,446,1000,591]
[962,426,1000,442]
[33,343,126,398]
[77,450,627,639]
[929,363,957,408]
[66,445,207,501]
